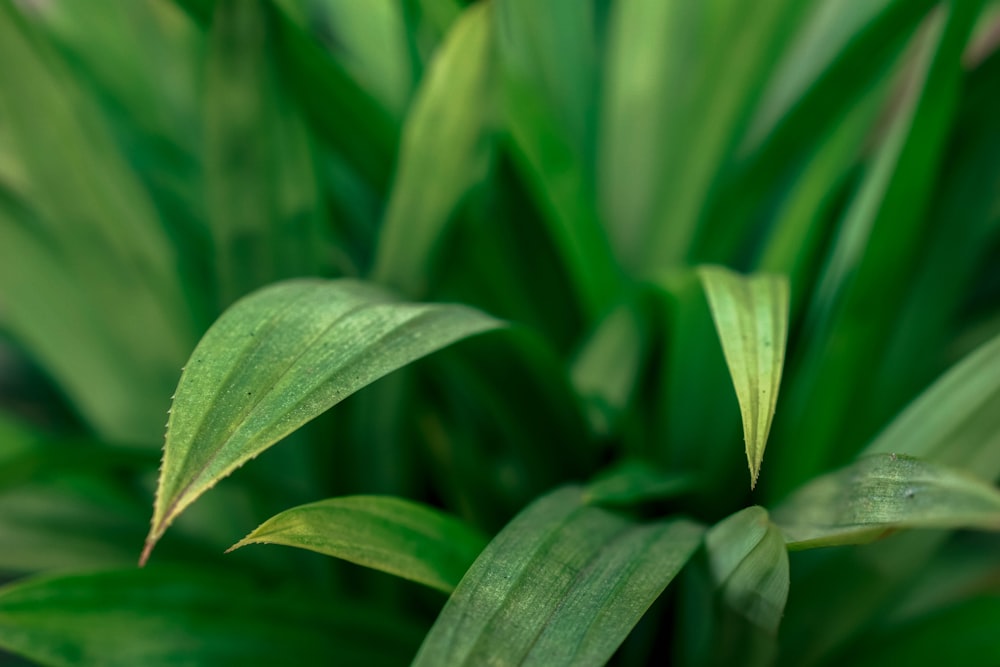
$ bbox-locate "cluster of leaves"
[1,0,999,665]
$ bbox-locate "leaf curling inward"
[697,265,790,489]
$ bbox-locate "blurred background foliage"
[0,0,999,664]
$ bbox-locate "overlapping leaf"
[142,279,500,564]
[773,454,1000,549]
[706,506,789,634]
[228,495,487,592]
[698,266,789,488]
[413,486,704,666]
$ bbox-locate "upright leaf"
[413,486,704,666]
[374,1,496,296]
[773,454,1000,549]
[228,495,488,593]
[705,506,789,634]
[0,568,422,666]
[142,279,501,564]
[698,266,790,488]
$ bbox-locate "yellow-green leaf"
[228,495,488,593]
[697,265,789,488]
[773,454,1000,550]
[141,279,500,564]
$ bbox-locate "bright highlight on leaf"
[772,454,1000,550]
[698,265,789,488]
[412,486,704,666]
[705,506,789,635]
[141,279,501,565]
[228,495,488,593]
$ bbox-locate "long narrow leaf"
[698,266,789,488]
[773,454,1000,549]
[374,1,496,296]
[228,495,488,593]
[142,279,500,564]
[0,568,422,666]
[413,486,704,666]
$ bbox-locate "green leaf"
[0,568,423,666]
[142,279,501,564]
[373,1,496,296]
[773,454,1000,550]
[204,0,328,307]
[584,460,697,508]
[412,486,704,666]
[865,330,1000,480]
[228,495,488,593]
[705,506,789,635]
[697,266,790,488]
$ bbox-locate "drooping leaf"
[228,495,488,593]
[412,486,704,666]
[142,279,501,564]
[0,568,423,666]
[374,1,496,296]
[705,506,789,634]
[697,265,790,488]
[584,460,697,508]
[773,454,1000,550]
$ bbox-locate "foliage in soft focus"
[1,0,999,665]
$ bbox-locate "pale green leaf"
[0,568,422,666]
[412,486,704,666]
[865,330,1000,479]
[697,265,789,488]
[773,454,1000,550]
[374,1,496,295]
[142,279,501,564]
[228,495,487,593]
[705,506,789,634]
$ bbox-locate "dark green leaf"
[412,486,704,666]
[584,460,697,508]
[143,279,501,563]
[228,495,487,593]
[773,454,1000,549]
[698,266,789,488]
[0,568,422,666]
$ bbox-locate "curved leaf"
[0,568,422,666]
[697,265,789,488]
[228,495,488,593]
[142,279,501,564]
[412,486,704,666]
[705,506,789,635]
[773,454,1000,550]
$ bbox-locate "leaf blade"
[412,486,704,666]
[228,495,488,593]
[697,266,790,488]
[773,454,1000,550]
[143,279,501,563]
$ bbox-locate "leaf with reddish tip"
[141,279,501,565]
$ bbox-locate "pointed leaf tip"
[698,265,789,490]
[142,279,501,562]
